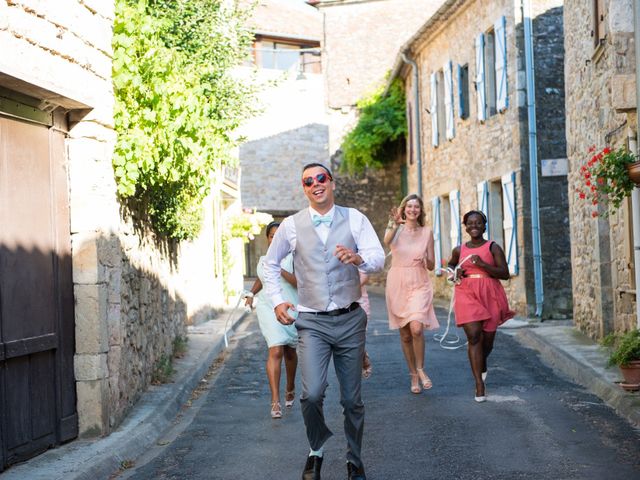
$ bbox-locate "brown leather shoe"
[302,455,323,480]
[347,461,366,480]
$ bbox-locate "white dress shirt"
[263,205,385,312]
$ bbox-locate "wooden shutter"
[430,72,439,147]
[475,33,486,122]
[477,180,489,240]
[432,196,442,275]
[444,61,455,140]
[449,189,461,249]
[495,16,508,112]
[501,172,518,275]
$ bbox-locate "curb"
[515,326,640,429]
[2,309,250,480]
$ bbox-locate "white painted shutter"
[444,61,455,140]
[475,33,486,122]
[476,180,489,240]
[432,196,442,275]
[495,16,508,112]
[449,189,461,249]
[501,172,518,275]
[430,72,439,147]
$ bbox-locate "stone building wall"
[1,0,225,436]
[317,0,446,157]
[334,154,405,285]
[564,0,637,338]
[400,0,570,318]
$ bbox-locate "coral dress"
[386,226,439,330]
[453,241,515,332]
[256,254,298,348]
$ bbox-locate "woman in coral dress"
[384,194,439,394]
[447,210,515,403]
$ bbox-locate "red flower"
[597,177,605,185]
[588,145,596,153]
[603,147,611,155]
[586,180,591,186]
[592,211,599,217]
[584,172,591,179]
[579,192,586,199]
[592,199,598,205]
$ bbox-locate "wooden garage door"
[0,114,77,470]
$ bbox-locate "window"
[477,179,503,246]
[260,41,301,70]
[593,0,606,48]
[484,29,497,117]
[458,64,470,120]
[475,16,508,120]
[488,180,504,249]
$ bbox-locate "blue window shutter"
[449,189,461,248]
[432,196,442,274]
[457,64,466,119]
[476,180,489,239]
[501,172,518,275]
[430,72,439,147]
[495,16,508,112]
[475,33,486,122]
[444,61,455,140]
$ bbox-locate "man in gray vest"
[263,163,384,480]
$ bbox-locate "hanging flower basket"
[576,146,639,217]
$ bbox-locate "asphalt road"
[120,292,640,480]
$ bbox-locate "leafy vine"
[112,0,255,240]
[341,78,407,173]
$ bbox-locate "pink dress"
[453,241,515,332]
[386,226,439,330]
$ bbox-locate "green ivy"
[341,78,407,173]
[112,0,255,240]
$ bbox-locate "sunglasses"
[302,172,332,187]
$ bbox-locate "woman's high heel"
[270,401,282,419]
[409,373,421,394]
[284,390,295,408]
[416,368,433,390]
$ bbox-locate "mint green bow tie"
[312,214,332,227]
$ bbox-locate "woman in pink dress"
[384,194,439,394]
[448,210,515,403]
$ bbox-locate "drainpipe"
[402,53,423,197]
[634,0,640,329]
[523,0,544,317]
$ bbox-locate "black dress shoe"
[302,455,323,480]
[347,461,366,480]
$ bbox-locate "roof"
[243,0,323,42]
[385,0,466,91]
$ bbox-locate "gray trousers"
[295,306,367,468]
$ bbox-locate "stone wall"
[400,0,570,318]
[318,0,446,159]
[564,0,637,338]
[334,153,406,285]
[0,0,226,436]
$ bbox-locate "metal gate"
[0,107,77,469]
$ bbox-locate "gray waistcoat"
[292,206,361,310]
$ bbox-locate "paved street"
[120,293,640,480]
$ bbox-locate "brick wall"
[564,0,637,338]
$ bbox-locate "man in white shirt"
[263,163,384,480]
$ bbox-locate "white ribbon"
[223,290,253,348]
[433,254,474,350]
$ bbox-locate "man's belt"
[315,302,361,316]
